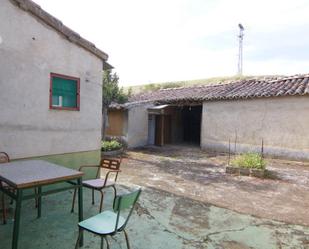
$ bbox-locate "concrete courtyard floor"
[1,145,309,249]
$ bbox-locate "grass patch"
[231,153,266,170]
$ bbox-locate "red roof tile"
[127,74,309,105]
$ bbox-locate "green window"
[50,73,80,110]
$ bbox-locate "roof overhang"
[147,104,170,115]
[103,61,114,70]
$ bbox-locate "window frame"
[49,73,80,111]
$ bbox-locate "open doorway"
[182,106,202,144]
[147,104,202,146]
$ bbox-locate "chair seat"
[78,210,125,235]
[82,179,115,189]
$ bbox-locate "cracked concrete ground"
[120,145,309,226]
[1,185,309,249]
[1,145,309,249]
[134,187,309,249]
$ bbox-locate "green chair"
[75,188,142,249]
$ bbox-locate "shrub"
[101,140,122,152]
[231,153,266,170]
[105,135,128,148]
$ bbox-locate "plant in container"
[101,140,123,157]
[226,153,266,177]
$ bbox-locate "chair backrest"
[96,158,121,182]
[112,188,142,232]
[0,152,10,163]
[100,158,121,170]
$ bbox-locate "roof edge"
[127,73,309,104]
[11,0,109,61]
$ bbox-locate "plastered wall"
[127,105,153,148]
[201,96,309,160]
[0,0,103,159]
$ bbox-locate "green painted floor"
[1,185,309,249]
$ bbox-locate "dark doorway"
[164,115,172,144]
[182,106,202,144]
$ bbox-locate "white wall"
[201,96,309,160]
[0,0,103,159]
[127,105,152,148]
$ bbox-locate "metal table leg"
[37,186,42,218]
[12,189,23,249]
[77,178,84,246]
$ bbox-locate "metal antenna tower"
[237,23,244,75]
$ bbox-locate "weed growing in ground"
[231,153,266,169]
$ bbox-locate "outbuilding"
[107,75,309,160]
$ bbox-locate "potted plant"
[226,153,266,178]
[101,140,124,157]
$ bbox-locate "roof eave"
[103,61,114,70]
[11,0,109,61]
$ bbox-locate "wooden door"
[155,115,171,146]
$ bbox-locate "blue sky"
[33,0,309,86]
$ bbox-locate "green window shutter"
[52,77,78,108]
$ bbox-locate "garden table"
[0,160,84,249]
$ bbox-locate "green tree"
[102,70,128,139]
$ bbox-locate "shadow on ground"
[1,145,309,249]
[1,184,309,249]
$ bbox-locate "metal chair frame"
[0,152,10,224]
[75,188,141,249]
[71,158,121,213]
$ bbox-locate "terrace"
[1,145,309,249]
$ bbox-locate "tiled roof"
[11,0,109,61]
[111,74,309,109]
[131,74,309,103]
